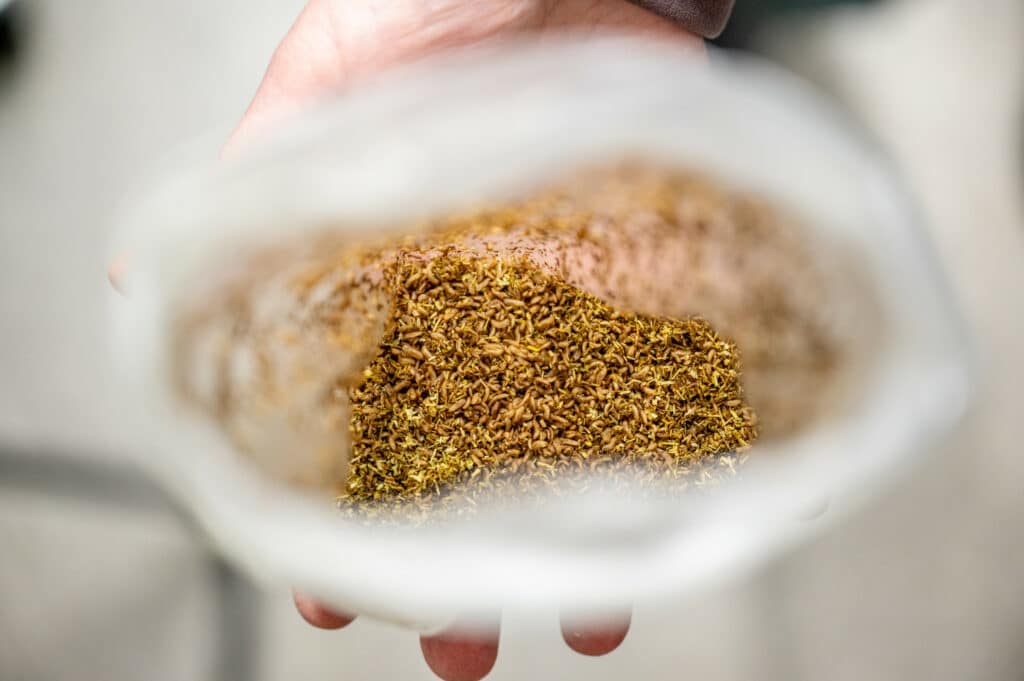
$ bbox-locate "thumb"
[223,0,549,154]
[223,0,707,154]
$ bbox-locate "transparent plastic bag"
[111,37,971,628]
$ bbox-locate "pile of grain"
[343,253,755,518]
[173,163,846,521]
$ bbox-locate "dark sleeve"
[627,0,736,38]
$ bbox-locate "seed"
[170,164,843,525]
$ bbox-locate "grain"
[173,162,848,519]
[340,253,755,520]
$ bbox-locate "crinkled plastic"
[111,38,971,629]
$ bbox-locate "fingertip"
[795,494,830,521]
[628,0,736,39]
[292,592,356,630]
[419,616,500,681]
[107,252,129,296]
[560,609,631,656]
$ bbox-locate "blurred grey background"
[1,0,1022,679]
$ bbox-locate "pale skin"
[111,2,709,679]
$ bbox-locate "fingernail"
[292,592,356,630]
[420,615,500,681]
[560,608,632,656]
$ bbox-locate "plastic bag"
[111,37,971,628]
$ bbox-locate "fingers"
[226,0,708,153]
[420,615,501,681]
[625,0,736,38]
[107,251,129,296]
[293,592,357,629]
[545,0,708,47]
[560,608,632,656]
[795,494,830,521]
[224,0,547,154]
[291,596,630,679]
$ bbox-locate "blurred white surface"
[0,488,216,680]
[1,0,1023,680]
[756,1,1024,679]
[0,0,304,459]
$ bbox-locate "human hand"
[111,2,732,680]
[234,3,710,678]
[223,0,727,154]
[292,592,633,681]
